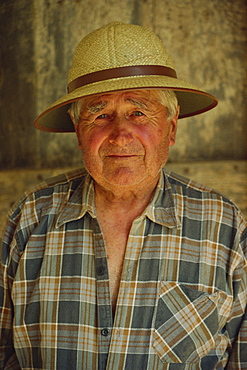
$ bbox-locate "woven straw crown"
[34,22,218,132]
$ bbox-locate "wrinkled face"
[73,89,178,190]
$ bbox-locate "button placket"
[93,218,113,369]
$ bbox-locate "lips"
[105,154,142,160]
[104,149,143,156]
[107,154,136,157]
[101,147,145,158]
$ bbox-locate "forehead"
[82,89,160,106]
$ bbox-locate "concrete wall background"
[0,0,247,169]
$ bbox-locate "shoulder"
[165,169,226,197]
[164,169,246,236]
[165,169,236,205]
[0,168,89,257]
[8,167,88,225]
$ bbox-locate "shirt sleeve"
[0,210,22,369]
[226,226,247,369]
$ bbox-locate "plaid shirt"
[0,168,246,370]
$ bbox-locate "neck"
[94,175,159,216]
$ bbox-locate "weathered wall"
[1,0,247,169]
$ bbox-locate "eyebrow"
[86,101,108,114]
[126,98,149,110]
[85,96,150,115]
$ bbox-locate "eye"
[132,111,144,116]
[128,110,147,124]
[96,113,109,119]
[93,113,113,126]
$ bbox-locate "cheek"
[141,128,171,167]
[136,126,165,149]
[80,128,107,159]
[82,135,96,153]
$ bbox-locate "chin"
[106,177,144,187]
[104,169,146,186]
[105,171,159,189]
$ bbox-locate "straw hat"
[34,22,218,132]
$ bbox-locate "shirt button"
[101,328,110,336]
[97,266,105,275]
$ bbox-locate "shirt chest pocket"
[152,282,221,363]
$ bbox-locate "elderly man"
[0,22,246,370]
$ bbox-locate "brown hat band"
[67,65,177,93]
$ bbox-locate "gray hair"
[68,90,178,124]
[156,90,178,120]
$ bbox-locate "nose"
[108,114,134,146]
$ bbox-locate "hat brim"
[34,75,218,132]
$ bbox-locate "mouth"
[108,154,136,157]
[106,154,140,159]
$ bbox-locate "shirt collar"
[145,169,181,228]
[57,169,181,229]
[56,173,96,228]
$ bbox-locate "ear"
[74,124,83,150]
[169,106,180,146]
[69,111,83,150]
